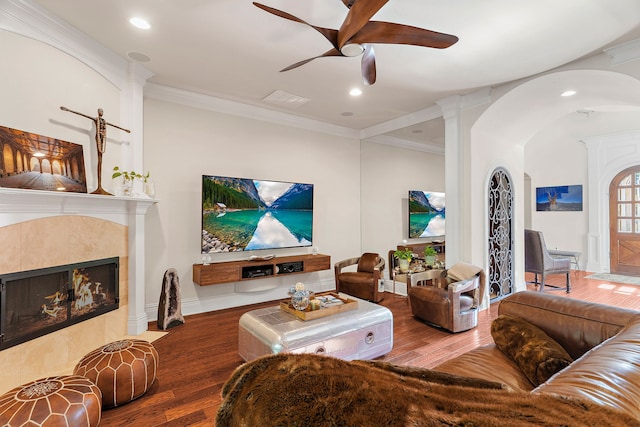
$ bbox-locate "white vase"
[144,179,155,198]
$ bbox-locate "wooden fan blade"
[350,21,458,48]
[361,44,376,85]
[338,0,389,48]
[280,48,343,72]
[253,2,338,48]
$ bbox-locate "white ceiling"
[32,0,640,142]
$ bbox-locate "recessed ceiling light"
[349,88,362,97]
[130,17,151,30]
[561,90,577,97]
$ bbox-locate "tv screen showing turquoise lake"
[201,176,313,253]
[408,190,445,238]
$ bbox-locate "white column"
[123,62,154,335]
[127,199,155,334]
[582,137,604,272]
[436,96,463,267]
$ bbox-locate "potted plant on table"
[394,248,413,273]
[424,246,438,267]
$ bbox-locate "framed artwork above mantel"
[0,124,87,193]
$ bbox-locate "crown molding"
[144,83,360,140]
[1,0,137,90]
[364,134,445,155]
[604,37,640,66]
[359,105,443,140]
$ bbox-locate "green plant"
[112,166,150,183]
[394,248,413,260]
[424,246,437,257]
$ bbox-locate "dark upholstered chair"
[524,229,571,293]
[407,263,484,333]
[335,253,385,302]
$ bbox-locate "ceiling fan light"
[341,43,365,57]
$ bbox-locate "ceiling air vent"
[262,90,310,110]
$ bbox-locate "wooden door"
[610,166,640,275]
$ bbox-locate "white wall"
[525,122,588,263]
[143,98,362,315]
[0,31,122,183]
[360,140,445,277]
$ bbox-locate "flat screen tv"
[201,175,314,253]
[408,190,445,239]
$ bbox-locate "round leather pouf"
[0,375,101,427]
[74,339,158,408]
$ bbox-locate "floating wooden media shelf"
[193,254,331,286]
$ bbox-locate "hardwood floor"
[99,271,640,426]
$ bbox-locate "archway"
[468,69,640,292]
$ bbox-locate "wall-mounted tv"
[408,190,446,239]
[202,175,314,253]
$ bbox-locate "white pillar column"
[436,96,463,267]
[123,62,154,335]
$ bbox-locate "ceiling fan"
[253,0,458,85]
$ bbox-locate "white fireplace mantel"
[0,187,157,335]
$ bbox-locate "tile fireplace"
[1,257,119,350]
[0,188,155,393]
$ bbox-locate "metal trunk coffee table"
[238,293,393,361]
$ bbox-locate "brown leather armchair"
[407,263,484,333]
[524,229,571,293]
[334,253,385,302]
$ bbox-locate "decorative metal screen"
[488,168,513,300]
[0,257,119,350]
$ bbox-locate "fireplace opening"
[0,257,119,350]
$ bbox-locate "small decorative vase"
[398,258,410,273]
[144,179,155,198]
[425,256,436,267]
[122,179,133,197]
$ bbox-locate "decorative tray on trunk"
[279,292,358,321]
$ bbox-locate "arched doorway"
[610,165,640,275]
[488,168,514,300]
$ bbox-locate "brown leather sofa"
[217,290,640,425]
[434,291,640,420]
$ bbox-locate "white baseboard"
[145,277,336,321]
